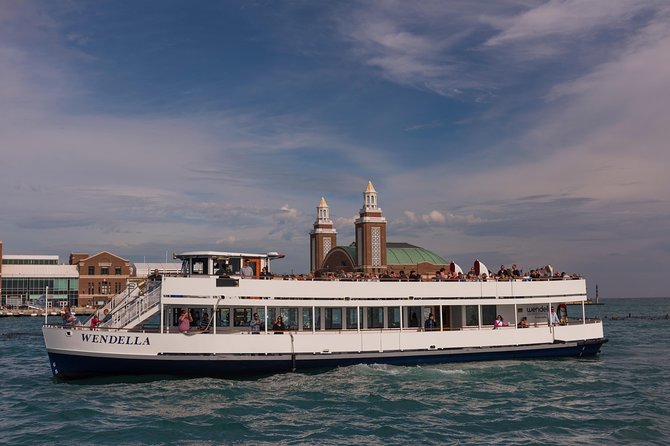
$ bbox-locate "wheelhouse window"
[192,259,208,275]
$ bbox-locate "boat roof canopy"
[175,251,285,260]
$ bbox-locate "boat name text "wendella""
[81,333,150,346]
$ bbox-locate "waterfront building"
[69,252,132,307]
[0,252,78,308]
[315,182,450,276]
[309,197,337,273]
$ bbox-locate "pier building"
[312,182,450,276]
[0,252,78,308]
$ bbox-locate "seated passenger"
[493,315,508,329]
[199,311,210,331]
[272,316,286,334]
[424,313,438,330]
[517,317,528,328]
[250,313,262,333]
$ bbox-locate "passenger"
[89,314,102,329]
[240,260,254,279]
[410,312,419,327]
[199,311,210,331]
[102,308,111,323]
[493,315,508,329]
[215,262,230,277]
[424,313,438,330]
[250,313,262,334]
[272,315,286,334]
[409,270,420,281]
[260,267,273,280]
[62,307,80,328]
[557,304,568,325]
[548,306,560,326]
[178,309,193,333]
[517,317,528,328]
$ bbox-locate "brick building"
[70,251,132,306]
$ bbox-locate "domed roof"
[385,242,446,265]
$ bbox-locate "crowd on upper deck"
[257,263,581,282]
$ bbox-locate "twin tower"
[310,181,387,274]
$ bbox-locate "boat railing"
[44,317,602,332]
[239,276,584,282]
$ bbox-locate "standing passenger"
[548,307,560,326]
[178,309,193,333]
[240,260,254,278]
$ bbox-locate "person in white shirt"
[240,260,254,278]
[548,306,560,326]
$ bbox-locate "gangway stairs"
[101,285,162,330]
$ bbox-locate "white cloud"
[483,0,655,48]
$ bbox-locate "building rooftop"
[1,264,78,278]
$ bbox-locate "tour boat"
[42,251,606,380]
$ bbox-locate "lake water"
[1,298,668,445]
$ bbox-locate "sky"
[1,0,669,298]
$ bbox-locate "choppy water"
[1,298,669,445]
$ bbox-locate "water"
[1,298,669,445]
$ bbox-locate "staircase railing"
[103,284,162,330]
[85,281,144,326]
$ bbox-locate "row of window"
[1,278,78,291]
[85,266,123,275]
[168,305,500,331]
[1,259,58,265]
[85,281,124,295]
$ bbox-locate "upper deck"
[160,275,587,307]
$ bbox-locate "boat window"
[302,308,312,329]
[465,305,479,326]
[301,307,312,330]
[229,258,241,275]
[283,308,299,330]
[346,308,360,329]
[407,306,421,328]
[233,308,251,327]
[367,307,384,329]
[387,307,400,328]
[192,258,208,275]
[325,308,342,330]
[217,308,230,327]
[482,305,496,325]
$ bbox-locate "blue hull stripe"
[48,339,607,380]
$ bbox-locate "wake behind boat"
[42,251,606,380]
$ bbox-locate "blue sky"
[1,0,669,298]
